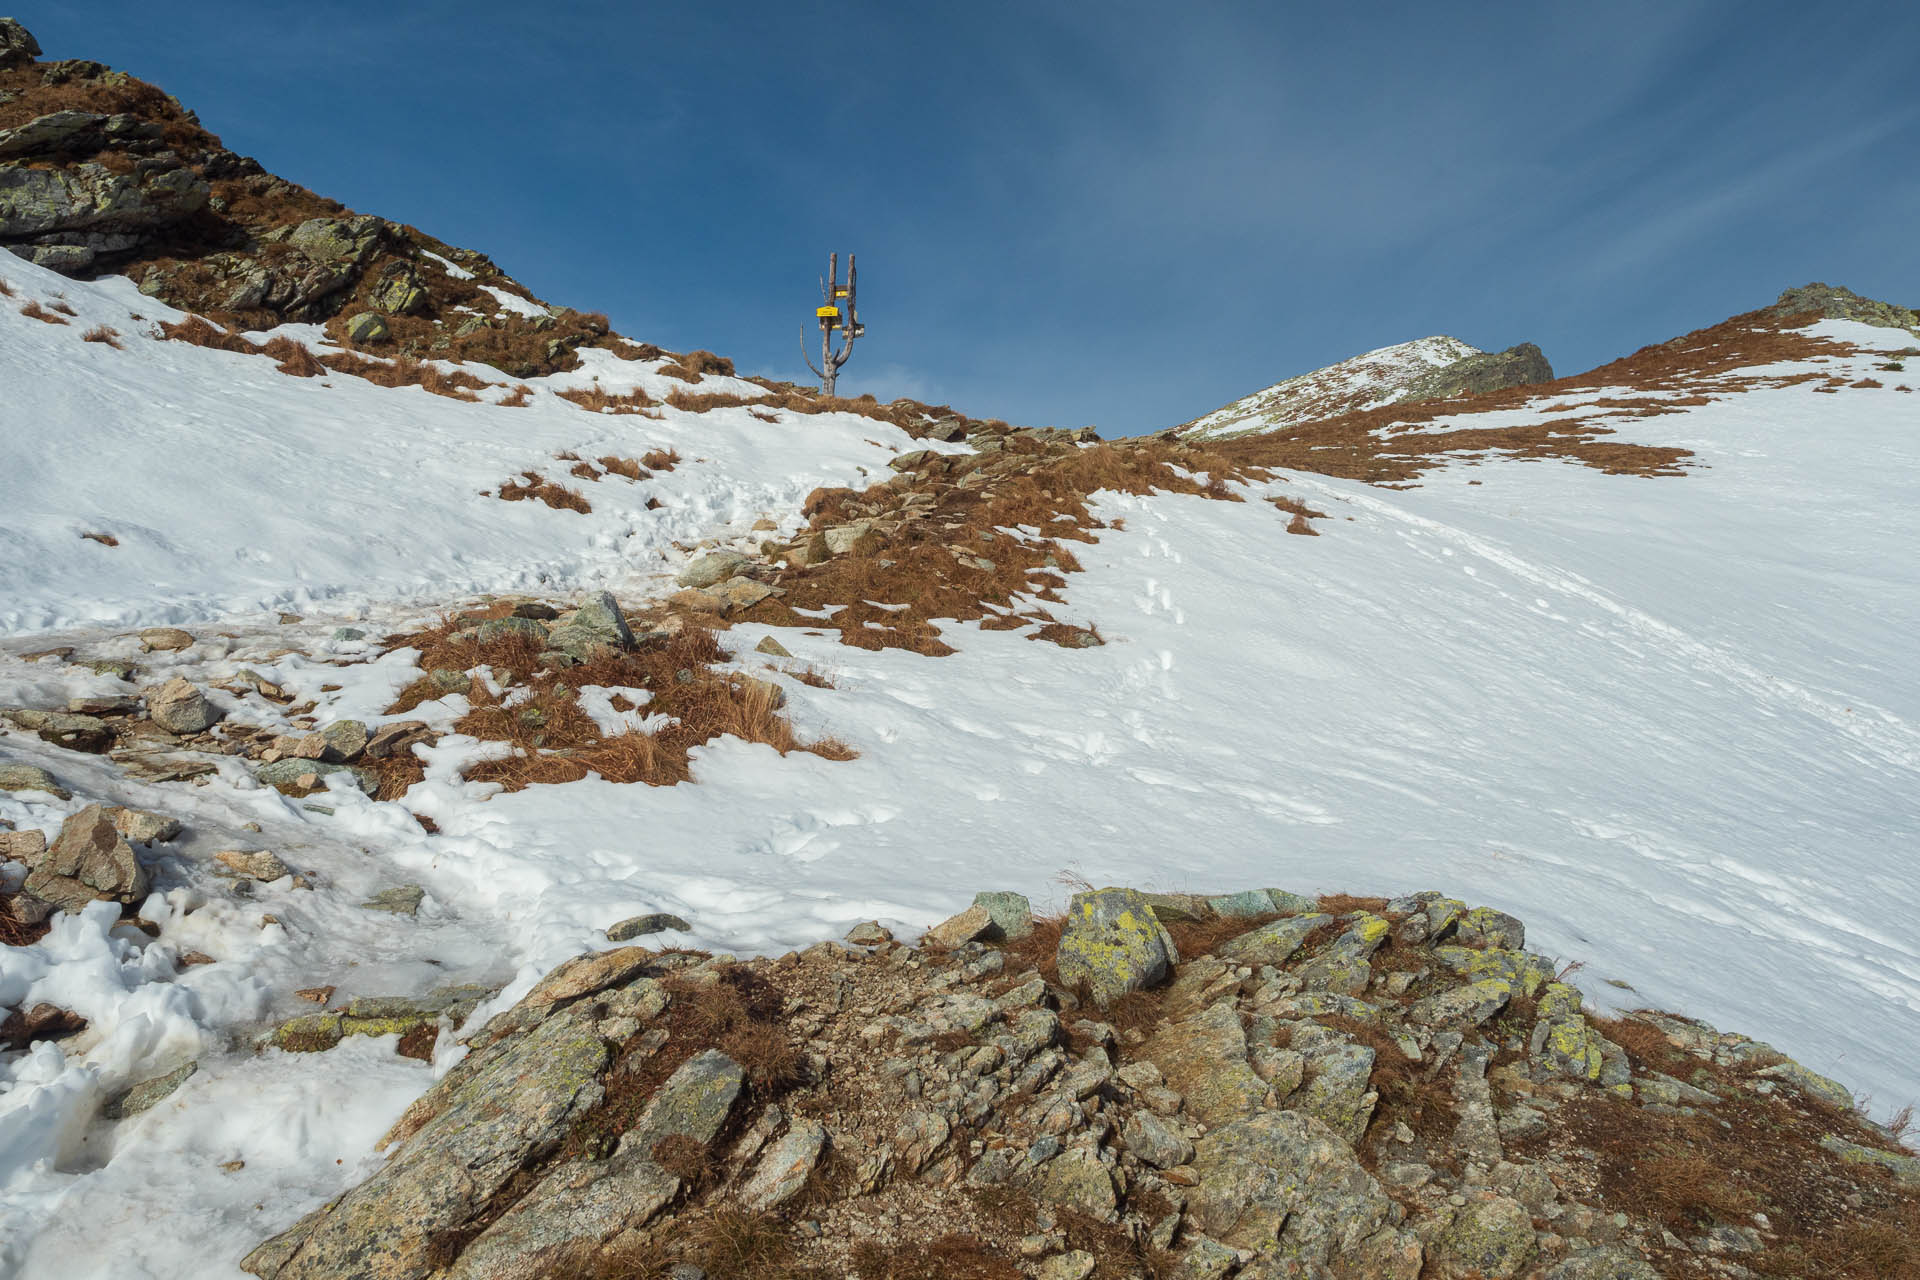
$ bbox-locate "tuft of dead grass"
[80,324,122,348]
[79,531,119,547]
[19,299,68,326]
[497,472,592,514]
[260,335,324,377]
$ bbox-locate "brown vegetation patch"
[379,610,855,792]
[496,472,592,514]
[641,448,680,472]
[1205,309,1870,486]
[558,383,658,415]
[599,456,650,481]
[79,530,119,547]
[19,299,67,325]
[80,323,121,347]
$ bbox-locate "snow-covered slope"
[0,255,932,633]
[1178,334,1480,439]
[3,248,1919,1278]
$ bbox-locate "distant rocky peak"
[1177,333,1554,440]
[1766,283,1920,333]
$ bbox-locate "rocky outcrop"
[0,27,614,375]
[1400,342,1555,403]
[21,802,148,913]
[240,886,1908,1278]
[0,17,40,70]
[1765,282,1920,333]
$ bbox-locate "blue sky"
[25,2,1920,434]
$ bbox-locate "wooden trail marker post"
[802,251,863,397]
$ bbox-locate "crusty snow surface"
[1179,333,1480,439]
[2,253,1918,1278]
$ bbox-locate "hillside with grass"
[3,17,1919,1280]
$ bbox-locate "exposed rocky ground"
[1176,337,1556,442]
[228,888,1917,1280]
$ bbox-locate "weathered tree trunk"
[803,251,860,397]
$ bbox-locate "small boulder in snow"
[23,803,149,913]
[144,676,222,734]
[678,550,750,588]
[138,626,194,653]
[215,849,292,882]
[109,806,183,844]
[0,762,70,799]
[606,912,692,941]
[545,591,637,663]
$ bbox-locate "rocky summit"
[241,889,1916,1280]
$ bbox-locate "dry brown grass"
[558,383,658,415]
[497,384,533,408]
[681,349,736,377]
[19,299,68,326]
[80,531,119,547]
[849,1235,1024,1280]
[379,611,855,793]
[0,277,13,297]
[80,324,122,348]
[599,456,650,481]
[260,335,324,376]
[496,472,592,514]
[641,448,680,472]
[47,298,76,316]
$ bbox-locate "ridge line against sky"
[20,0,1920,434]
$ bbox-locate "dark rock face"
[1765,282,1920,332]
[0,18,39,70]
[0,49,608,376]
[1400,342,1555,403]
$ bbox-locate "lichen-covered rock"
[243,1007,613,1279]
[1055,887,1178,1008]
[1543,1247,1662,1280]
[1408,978,1511,1029]
[545,591,636,663]
[1755,1059,1855,1111]
[1816,1134,1920,1188]
[445,1050,743,1280]
[1287,1031,1377,1144]
[1187,1109,1405,1267]
[677,550,750,588]
[1121,1109,1193,1169]
[1452,906,1525,950]
[23,803,147,913]
[257,757,373,795]
[1295,912,1391,995]
[738,1117,828,1210]
[971,890,1033,940]
[1218,912,1330,967]
[1142,1001,1268,1125]
[319,719,370,760]
[344,311,389,343]
[1433,1192,1538,1279]
[144,676,221,734]
[1028,1148,1118,1220]
[102,1059,197,1119]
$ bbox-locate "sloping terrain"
[1176,335,1553,441]
[3,22,1919,1280]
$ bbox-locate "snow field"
[1,252,1916,1277]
